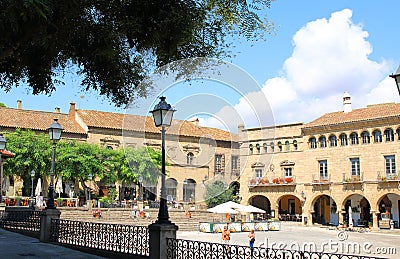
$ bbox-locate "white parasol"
[55,177,63,197]
[35,178,43,206]
[236,205,266,214]
[207,204,239,214]
[35,178,42,196]
[348,206,353,228]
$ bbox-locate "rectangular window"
[255,169,263,179]
[215,154,224,173]
[231,156,239,171]
[284,168,292,177]
[385,155,396,175]
[350,158,360,176]
[319,160,328,179]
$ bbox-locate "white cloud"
[200,9,396,130]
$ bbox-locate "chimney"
[69,102,76,119]
[54,107,61,113]
[343,92,352,113]
[17,100,22,109]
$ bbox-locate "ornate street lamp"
[183,178,188,202]
[0,134,6,203]
[150,96,175,224]
[138,176,143,201]
[88,173,92,201]
[389,65,400,95]
[46,119,63,209]
[30,170,35,198]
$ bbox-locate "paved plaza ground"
[177,223,400,259]
[1,222,399,258]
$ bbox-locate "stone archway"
[377,193,400,228]
[249,195,271,218]
[341,194,371,227]
[278,194,302,221]
[312,195,337,225]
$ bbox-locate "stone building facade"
[239,94,400,228]
[0,101,239,205]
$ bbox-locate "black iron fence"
[167,238,383,259]
[50,219,149,256]
[0,209,41,238]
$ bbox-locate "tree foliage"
[0,0,274,107]
[204,180,235,208]
[3,129,52,195]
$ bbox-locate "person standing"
[222,225,231,258]
[248,229,256,251]
[222,225,231,244]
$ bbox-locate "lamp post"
[390,65,400,95]
[0,134,6,203]
[46,119,63,209]
[183,178,188,202]
[30,170,35,198]
[138,176,143,201]
[150,96,175,224]
[88,173,92,202]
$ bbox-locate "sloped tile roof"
[77,110,237,142]
[304,103,400,128]
[0,107,86,134]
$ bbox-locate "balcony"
[377,173,400,190]
[248,176,296,188]
[311,175,330,185]
[342,173,363,183]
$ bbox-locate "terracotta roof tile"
[304,103,400,128]
[77,110,237,142]
[0,107,86,134]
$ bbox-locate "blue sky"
[2,0,400,132]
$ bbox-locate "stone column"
[40,208,61,243]
[149,223,179,259]
[371,210,380,230]
[338,210,344,224]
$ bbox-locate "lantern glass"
[48,119,63,141]
[0,134,6,150]
[150,97,175,127]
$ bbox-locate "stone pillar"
[274,203,279,220]
[371,211,380,230]
[86,200,92,211]
[40,208,61,243]
[149,223,179,259]
[338,210,344,224]
[138,201,144,211]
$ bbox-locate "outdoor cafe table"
[198,220,281,233]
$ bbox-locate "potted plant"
[92,209,102,218]
[15,197,22,206]
[368,222,373,229]
[57,197,63,207]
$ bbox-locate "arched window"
[373,130,382,143]
[187,152,194,165]
[285,141,290,151]
[278,141,282,152]
[350,132,359,145]
[339,133,348,146]
[397,127,400,141]
[384,128,394,142]
[255,143,261,154]
[329,135,337,147]
[166,178,178,202]
[183,179,196,202]
[293,140,298,150]
[319,136,327,148]
[263,143,268,153]
[270,142,275,152]
[361,131,370,144]
[249,144,253,154]
[309,137,317,149]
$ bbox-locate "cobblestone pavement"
[177,223,400,259]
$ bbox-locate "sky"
[2,0,400,133]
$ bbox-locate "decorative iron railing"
[167,238,382,259]
[0,210,41,237]
[50,219,149,256]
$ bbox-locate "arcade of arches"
[244,193,400,228]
